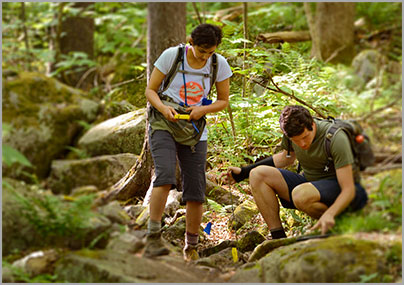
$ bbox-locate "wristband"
[231,156,275,183]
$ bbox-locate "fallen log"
[373,152,402,164]
[257,31,311,44]
[363,163,402,175]
[213,5,243,22]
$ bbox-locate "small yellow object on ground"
[232,247,238,263]
[174,114,190,120]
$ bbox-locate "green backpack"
[323,116,375,172]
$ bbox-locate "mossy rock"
[237,230,266,253]
[228,199,259,230]
[108,60,147,109]
[2,178,45,256]
[2,178,112,255]
[163,216,186,241]
[231,234,401,283]
[2,72,99,179]
[205,179,240,206]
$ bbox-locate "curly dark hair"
[190,23,222,48]
[279,105,314,138]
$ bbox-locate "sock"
[148,219,161,234]
[270,227,287,239]
[185,232,199,246]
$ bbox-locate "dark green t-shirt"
[281,119,357,181]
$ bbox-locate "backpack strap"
[286,138,292,158]
[159,44,185,94]
[159,45,218,101]
[324,121,339,172]
[285,138,303,173]
[207,53,218,97]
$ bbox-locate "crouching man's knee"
[249,166,276,190]
[292,183,320,211]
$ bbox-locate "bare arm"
[273,150,296,168]
[186,78,230,120]
[311,164,356,234]
[145,67,178,122]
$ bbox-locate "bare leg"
[292,183,328,219]
[185,201,203,234]
[249,166,291,230]
[149,185,171,222]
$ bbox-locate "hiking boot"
[183,244,199,262]
[143,231,170,258]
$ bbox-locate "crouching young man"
[225,105,368,238]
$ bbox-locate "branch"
[359,96,401,121]
[192,2,203,25]
[269,76,326,118]
[75,67,97,89]
[241,73,327,118]
[324,44,347,64]
[363,163,402,175]
[20,2,31,71]
[110,78,137,89]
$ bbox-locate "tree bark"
[59,2,95,89]
[95,3,187,206]
[147,3,186,80]
[305,3,355,64]
[20,2,31,71]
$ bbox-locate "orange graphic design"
[179,81,204,105]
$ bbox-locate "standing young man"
[226,105,368,238]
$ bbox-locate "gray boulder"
[47,153,138,194]
[77,109,146,156]
[106,230,145,254]
[2,72,99,179]
[196,247,243,269]
[12,249,59,277]
[352,49,384,83]
[98,201,131,225]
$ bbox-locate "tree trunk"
[305,3,355,64]
[95,3,186,206]
[47,3,65,76]
[59,2,95,89]
[146,3,186,80]
[20,2,31,71]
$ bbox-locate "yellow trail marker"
[232,247,238,263]
[174,114,190,120]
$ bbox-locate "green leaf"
[2,145,33,168]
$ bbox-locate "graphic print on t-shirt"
[179,81,203,105]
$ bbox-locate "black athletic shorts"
[278,168,368,211]
[149,130,207,203]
